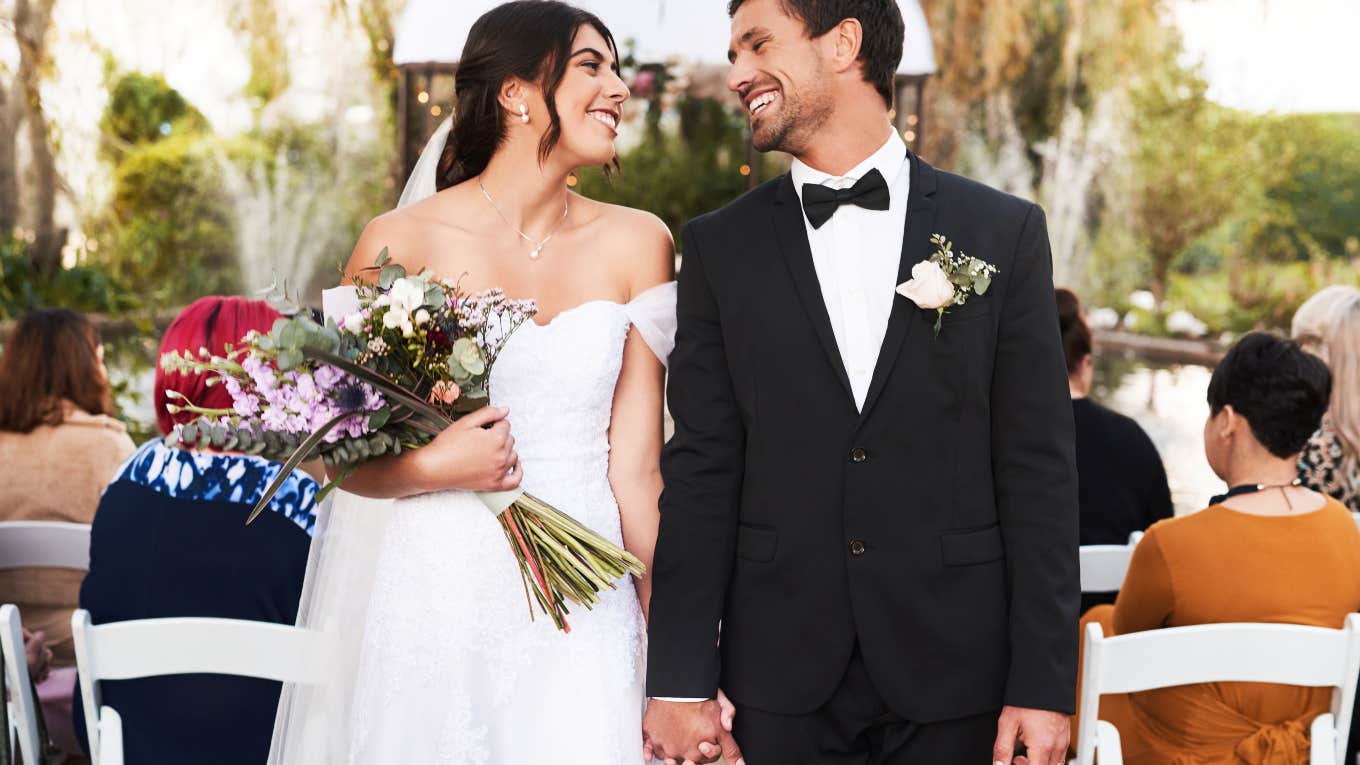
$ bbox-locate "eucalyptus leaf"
[182,423,199,444]
[375,247,391,267]
[379,264,405,289]
[367,408,392,431]
[974,275,993,295]
[210,426,227,448]
[277,348,304,371]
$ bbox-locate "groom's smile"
[727,0,835,154]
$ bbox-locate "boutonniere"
[896,233,999,336]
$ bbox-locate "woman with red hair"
[74,296,321,764]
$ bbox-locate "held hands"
[993,705,1069,765]
[643,691,743,765]
[415,405,522,493]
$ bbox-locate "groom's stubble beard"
[751,60,834,156]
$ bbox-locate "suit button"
[849,447,868,463]
[849,539,867,556]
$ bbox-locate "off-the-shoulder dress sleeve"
[623,281,677,369]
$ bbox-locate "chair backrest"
[0,604,42,765]
[1076,614,1360,764]
[0,521,91,571]
[71,609,332,765]
[1078,531,1145,593]
[1079,546,1135,593]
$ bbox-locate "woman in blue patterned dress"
[74,297,321,764]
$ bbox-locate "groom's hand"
[993,705,1069,765]
[643,698,740,765]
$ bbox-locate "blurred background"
[1,0,1356,511]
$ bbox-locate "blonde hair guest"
[1293,285,1360,512]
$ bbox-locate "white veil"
[266,118,452,765]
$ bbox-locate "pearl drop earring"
[519,104,529,124]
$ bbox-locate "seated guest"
[1076,332,1360,765]
[1057,289,1173,610]
[74,297,319,765]
[1292,285,1360,513]
[0,308,135,758]
[1290,285,1360,764]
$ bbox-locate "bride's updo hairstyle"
[437,0,619,190]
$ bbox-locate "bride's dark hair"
[437,0,619,191]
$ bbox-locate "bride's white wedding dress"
[269,286,675,764]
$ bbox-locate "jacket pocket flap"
[736,524,777,562]
[940,525,1003,566]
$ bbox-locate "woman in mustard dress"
[1078,332,1360,764]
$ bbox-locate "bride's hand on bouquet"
[415,405,522,493]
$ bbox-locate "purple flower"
[314,365,343,391]
[260,406,289,432]
[241,354,278,393]
[233,394,261,417]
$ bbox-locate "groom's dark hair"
[728,0,905,106]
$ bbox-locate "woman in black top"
[1058,289,1173,609]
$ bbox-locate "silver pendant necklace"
[478,179,570,260]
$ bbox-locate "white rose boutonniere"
[896,233,999,336]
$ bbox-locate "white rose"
[389,277,427,314]
[414,308,431,326]
[897,261,956,310]
[383,308,414,336]
[343,312,366,334]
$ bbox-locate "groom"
[644,1,1079,763]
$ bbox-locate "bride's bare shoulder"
[575,196,675,294]
[344,191,478,280]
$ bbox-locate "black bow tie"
[801,168,891,229]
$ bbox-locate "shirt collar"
[790,127,908,198]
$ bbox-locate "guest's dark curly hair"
[1207,332,1332,458]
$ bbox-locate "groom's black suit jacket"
[646,153,1080,721]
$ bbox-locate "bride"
[268,2,676,762]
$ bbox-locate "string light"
[417,91,430,104]
[904,130,916,142]
[431,105,442,116]
[739,164,752,176]
[906,114,918,126]
[567,175,578,187]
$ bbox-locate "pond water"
[107,336,1223,514]
[1092,352,1221,516]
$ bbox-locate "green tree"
[1126,70,1246,309]
[97,133,263,302]
[99,72,210,163]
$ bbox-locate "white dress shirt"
[651,129,912,704]
[791,127,910,412]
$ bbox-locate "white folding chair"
[0,521,91,761]
[1075,613,1360,764]
[0,520,92,571]
[71,609,332,765]
[1,604,42,764]
[1078,531,1143,593]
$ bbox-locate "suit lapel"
[859,153,939,423]
[772,176,856,404]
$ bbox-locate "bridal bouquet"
[160,249,644,631]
